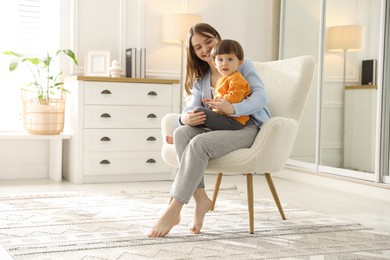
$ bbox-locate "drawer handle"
[100,159,111,165]
[101,89,112,95]
[147,113,157,118]
[147,91,157,96]
[100,136,111,142]
[101,113,111,118]
[147,136,156,141]
[146,158,156,163]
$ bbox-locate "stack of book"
[126,48,146,78]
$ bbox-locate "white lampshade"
[327,25,364,52]
[163,13,202,43]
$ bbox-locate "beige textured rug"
[1,188,390,259]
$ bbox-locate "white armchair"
[161,56,315,234]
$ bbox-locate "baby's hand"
[203,98,213,103]
[204,97,234,116]
[203,98,220,109]
[212,108,224,115]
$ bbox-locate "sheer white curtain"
[0,0,60,131]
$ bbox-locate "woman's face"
[191,33,219,63]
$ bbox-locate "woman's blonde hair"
[184,23,221,95]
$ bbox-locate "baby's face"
[214,53,242,76]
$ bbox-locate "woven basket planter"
[22,92,65,135]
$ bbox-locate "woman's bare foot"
[148,199,183,237]
[190,188,212,234]
[166,135,174,144]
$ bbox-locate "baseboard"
[273,166,390,203]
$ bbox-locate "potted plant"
[3,49,78,134]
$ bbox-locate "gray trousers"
[171,121,260,204]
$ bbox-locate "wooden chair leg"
[211,173,223,211]
[264,173,286,220]
[246,174,255,234]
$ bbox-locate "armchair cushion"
[160,113,180,168]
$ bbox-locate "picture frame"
[84,50,111,76]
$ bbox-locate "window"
[0,0,60,131]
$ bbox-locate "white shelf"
[0,132,71,182]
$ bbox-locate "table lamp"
[327,25,364,167]
[327,25,364,87]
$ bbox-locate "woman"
[148,23,271,237]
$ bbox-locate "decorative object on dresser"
[139,48,146,78]
[125,48,137,78]
[84,50,111,77]
[63,76,180,184]
[3,49,78,135]
[125,48,146,78]
[109,60,123,78]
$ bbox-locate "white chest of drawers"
[63,76,180,184]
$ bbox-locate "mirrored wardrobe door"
[320,0,383,180]
[280,0,385,182]
[379,0,390,184]
[279,0,322,168]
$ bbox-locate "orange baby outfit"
[214,71,251,125]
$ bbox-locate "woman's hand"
[181,110,206,126]
[204,97,235,115]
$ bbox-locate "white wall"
[0,0,280,180]
[74,0,280,78]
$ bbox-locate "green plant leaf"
[3,50,23,58]
[4,49,78,99]
[57,49,78,65]
[43,55,52,67]
[9,60,20,71]
[24,57,42,65]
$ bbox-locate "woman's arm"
[182,81,203,113]
[233,58,268,116]
[180,80,207,126]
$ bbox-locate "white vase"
[109,60,123,78]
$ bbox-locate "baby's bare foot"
[166,136,174,144]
